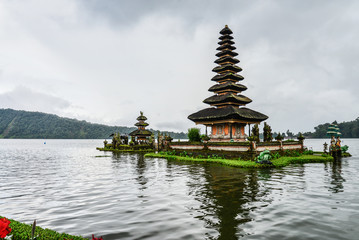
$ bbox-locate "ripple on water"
[1,139,359,239]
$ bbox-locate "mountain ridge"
[0,108,187,139]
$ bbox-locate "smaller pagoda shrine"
[129,112,152,143]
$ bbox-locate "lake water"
[0,139,358,240]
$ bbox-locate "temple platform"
[169,140,303,159]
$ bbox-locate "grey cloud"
[0,86,71,113]
[154,121,189,132]
[77,0,256,31]
[1,0,359,134]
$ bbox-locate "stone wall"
[207,145,250,152]
[168,144,204,150]
[170,141,302,152]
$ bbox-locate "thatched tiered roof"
[129,111,152,137]
[188,106,268,124]
[188,25,268,124]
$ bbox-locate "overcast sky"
[1,0,358,134]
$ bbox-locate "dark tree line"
[257,118,359,139]
[0,109,187,139]
[2,108,356,139]
[303,118,359,138]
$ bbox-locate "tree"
[275,132,284,141]
[263,122,273,142]
[286,129,294,138]
[251,124,260,142]
[187,128,201,142]
[0,109,189,139]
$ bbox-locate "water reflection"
[111,152,149,190]
[102,151,354,239]
[327,159,345,193]
[135,154,149,190]
[257,168,273,181]
[186,163,270,239]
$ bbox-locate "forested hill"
[304,118,359,138]
[0,109,187,139]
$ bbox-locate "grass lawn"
[0,216,87,240]
[144,152,334,168]
[96,147,154,153]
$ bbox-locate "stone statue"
[323,142,328,154]
[256,150,273,165]
[335,136,341,149]
[330,136,335,152]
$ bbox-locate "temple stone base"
[170,141,303,153]
[209,138,246,142]
[209,134,247,142]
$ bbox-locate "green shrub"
[167,150,176,155]
[179,151,188,157]
[208,154,223,159]
[187,128,201,142]
[201,134,210,141]
[284,150,301,157]
[271,152,281,159]
[303,150,313,155]
[341,145,349,153]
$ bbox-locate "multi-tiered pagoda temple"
[188,25,268,142]
[129,111,152,142]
